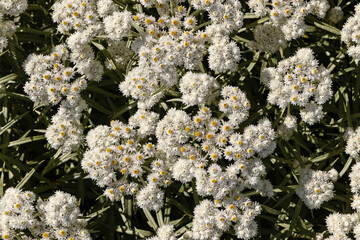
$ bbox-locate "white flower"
[296,168,338,209]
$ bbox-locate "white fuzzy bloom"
[0,189,91,240]
[179,72,219,106]
[103,11,132,41]
[52,0,100,33]
[248,22,287,53]
[0,0,27,50]
[219,86,250,126]
[0,188,36,236]
[296,168,338,209]
[129,109,159,137]
[37,191,80,228]
[345,127,360,159]
[247,0,268,17]
[299,102,324,125]
[82,120,155,188]
[277,115,297,141]
[136,183,164,211]
[155,108,193,157]
[119,66,165,109]
[96,0,116,17]
[208,37,241,73]
[248,0,329,40]
[349,162,360,193]
[328,7,343,23]
[261,48,332,124]
[147,225,176,240]
[326,213,358,236]
[341,4,360,64]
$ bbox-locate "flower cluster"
[296,168,338,209]
[328,7,344,24]
[146,225,176,240]
[248,22,287,53]
[0,188,90,240]
[341,3,360,64]
[0,188,36,239]
[36,191,91,240]
[188,199,261,240]
[261,48,332,125]
[345,126,360,159]
[23,44,99,152]
[81,110,158,190]
[0,0,27,51]
[179,72,219,106]
[248,0,329,40]
[320,162,360,239]
[277,115,297,141]
[81,81,276,238]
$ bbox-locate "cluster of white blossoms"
[0,188,91,240]
[186,198,261,240]
[328,7,344,24]
[36,191,91,240]
[248,22,287,53]
[341,3,360,64]
[248,0,329,40]
[202,0,243,73]
[81,109,159,195]
[146,225,176,240]
[344,126,360,159]
[296,168,338,209]
[319,162,360,239]
[118,0,244,109]
[0,188,36,239]
[45,99,87,152]
[179,72,219,106]
[81,81,276,238]
[277,115,297,141]
[0,0,27,51]
[23,44,100,152]
[261,48,333,125]
[323,213,358,240]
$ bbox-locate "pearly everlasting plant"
[7,0,360,239]
[341,3,360,64]
[248,0,330,41]
[0,188,91,240]
[0,0,27,51]
[261,48,332,125]
[296,168,338,209]
[345,126,360,159]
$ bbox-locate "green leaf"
[0,111,29,136]
[143,208,158,231]
[0,73,19,84]
[16,160,44,189]
[6,135,46,147]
